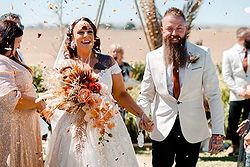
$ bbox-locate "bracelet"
[140,113,146,122]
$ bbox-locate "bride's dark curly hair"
[64,17,101,59]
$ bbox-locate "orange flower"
[99,128,105,135]
[100,107,107,113]
[90,109,99,118]
[107,122,115,129]
[87,98,95,106]
[105,101,110,106]
[77,89,91,103]
[95,120,105,129]
[103,110,113,121]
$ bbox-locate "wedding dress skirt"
[45,110,139,167]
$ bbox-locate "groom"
[137,7,224,167]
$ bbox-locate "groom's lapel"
[157,47,169,95]
[180,44,194,99]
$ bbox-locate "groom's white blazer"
[222,44,250,101]
[137,42,225,143]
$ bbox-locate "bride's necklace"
[79,51,92,65]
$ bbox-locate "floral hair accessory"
[39,60,119,150]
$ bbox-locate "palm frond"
[183,0,203,38]
[140,0,162,50]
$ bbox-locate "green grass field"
[197,152,237,167]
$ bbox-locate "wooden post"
[133,0,152,51]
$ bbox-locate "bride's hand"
[139,114,154,132]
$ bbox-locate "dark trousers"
[152,117,201,167]
[228,99,250,146]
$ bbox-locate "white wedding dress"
[45,61,139,167]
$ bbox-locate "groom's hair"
[163,7,186,22]
[236,27,249,38]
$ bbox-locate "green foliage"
[216,63,230,134]
[126,85,151,143]
[216,63,229,108]
[125,112,139,143]
[131,62,145,81]
[125,86,141,143]
[31,65,46,93]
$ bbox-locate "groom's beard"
[164,35,187,68]
[244,39,250,49]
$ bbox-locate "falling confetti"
[37,33,42,38]
[64,0,67,3]
[208,2,211,5]
[164,0,168,4]
[44,20,48,24]
[105,24,111,29]
[112,9,117,13]
[48,3,54,10]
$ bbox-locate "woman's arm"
[112,73,154,131]
[112,73,142,117]
[15,94,46,112]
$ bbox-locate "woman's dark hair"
[0,13,24,30]
[0,20,23,55]
[64,17,101,59]
[0,20,31,72]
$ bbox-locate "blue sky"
[0,0,250,27]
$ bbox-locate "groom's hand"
[139,114,154,132]
[209,134,224,155]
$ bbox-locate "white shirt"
[240,49,250,68]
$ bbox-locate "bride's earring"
[70,41,76,50]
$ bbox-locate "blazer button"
[177,101,182,104]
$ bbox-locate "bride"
[44,17,154,167]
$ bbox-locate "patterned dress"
[0,55,43,167]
